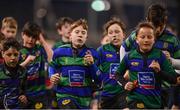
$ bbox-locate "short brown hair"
[70,19,88,32]
[1,17,18,29]
[136,21,155,36]
[103,17,126,35]
[147,4,167,27]
[22,22,41,39]
[56,17,73,29]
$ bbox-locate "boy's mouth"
[77,39,83,43]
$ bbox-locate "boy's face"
[1,27,17,38]
[136,27,155,53]
[107,24,124,47]
[2,47,19,67]
[58,22,71,40]
[154,22,166,37]
[22,33,37,48]
[70,26,87,48]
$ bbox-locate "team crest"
[96,70,101,76]
[35,51,40,57]
[106,54,113,58]
[21,54,26,60]
[62,99,71,105]
[51,100,58,108]
[35,102,43,109]
[163,42,168,49]
[136,103,145,108]
[131,62,139,66]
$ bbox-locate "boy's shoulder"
[53,41,68,49]
[97,43,113,51]
[160,30,179,43]
[54,44,71,52]
[128,48,162,59]
[59,43,71,48]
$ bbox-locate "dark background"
[0,0,179,48]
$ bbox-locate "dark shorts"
[26,93,48,109]
[173,85,180,106]
[101,91,128,109]
[57,97,78,109]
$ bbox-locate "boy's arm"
[120,30,137,62]
[161,53,179,84]
[39,33,53,62]
[19,69,27,95]
[18,68,28,104]
[20,55,36,67]
[115,55,128,87]
[170,58,180,70]
[48,51,61,87]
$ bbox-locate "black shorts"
[101,91,128,109]
[57,98,78,109]
[25,93,48,109]
[173,85,180,106]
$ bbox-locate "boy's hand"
[176,76,180,85]
[50,73,61,86]
[124,82,134,91]
[26,55,36,62]
[84,50,94,65]
[149,60,160,73]
[162,51,171,60]
[19,95,28,104]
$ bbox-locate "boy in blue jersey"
[53,17,73,50]
[116,21,180,109]
[19,22,53,109]
[97,17,127,109]
[49,17,74,108]
[0,38,27,109]
[49,19,101,109]
[120,4,180,108]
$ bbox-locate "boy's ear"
[1,51,4,58]
[57,29,62,35]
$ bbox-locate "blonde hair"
[1,17,18,29]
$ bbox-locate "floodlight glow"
[91,0,105,12]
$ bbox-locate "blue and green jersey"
[0,64,26,108]
[19,44,47,97]
[49,44,101,109]
[117,48,177,108]
[97,43,124,97]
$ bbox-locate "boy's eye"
[81,31,86,35]
[75,30,79,34]
[108,31,113,35]
[13,53,19,57]
[6,53,12,57]
[64,26,68,29]
[115,30,120,34]
[147,35,153,39]
[140,35,145,39]
[6,53,19,57]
